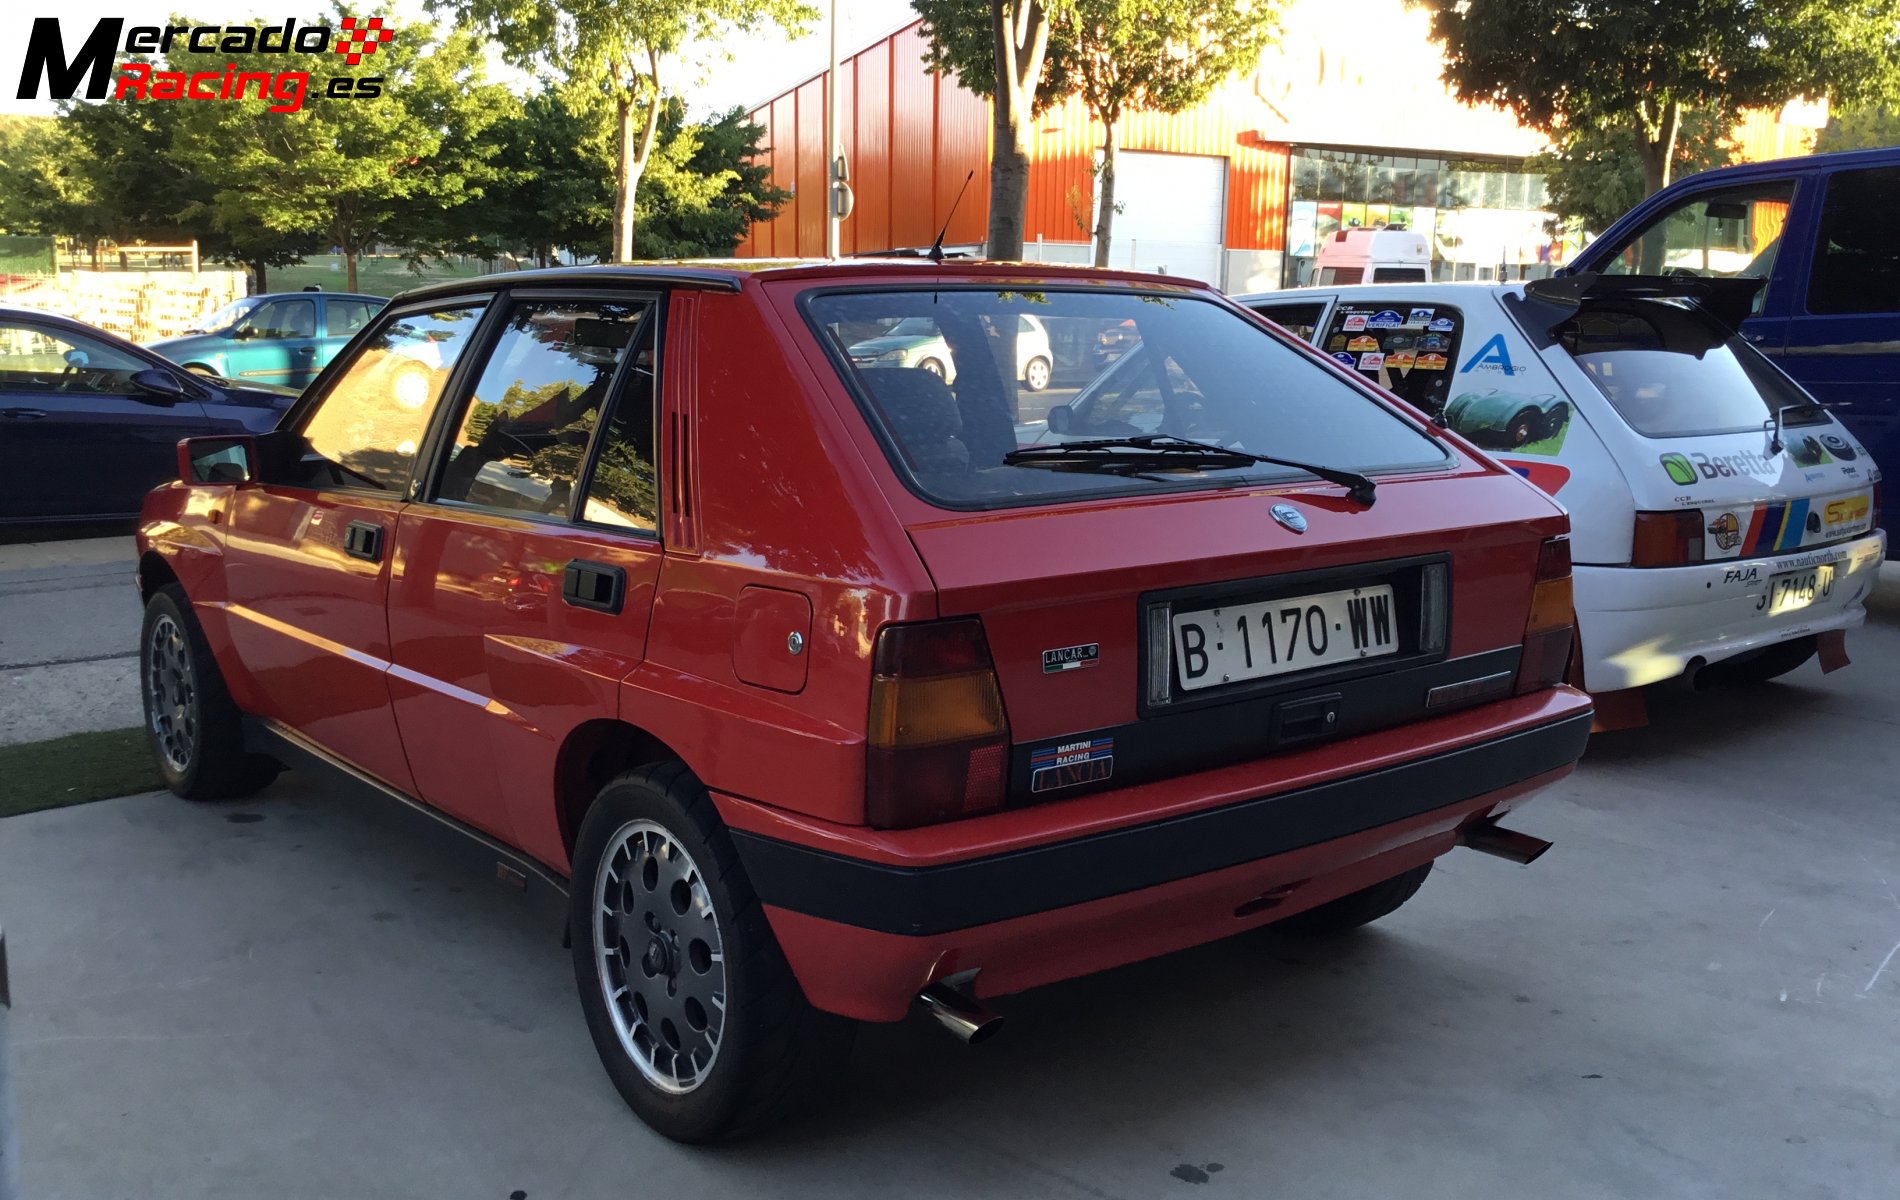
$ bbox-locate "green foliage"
[1815,105,1900,154]
[914,0,1068,110]
[1415,0,1900,192]
[1534,110,1737,233]
[1049,0,1281,126]
[635,103,790,258]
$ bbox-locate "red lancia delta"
[136,262,1591,1141]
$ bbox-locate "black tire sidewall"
[568,770,773,1143]
[140,588,208,795]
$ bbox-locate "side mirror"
[177,435,257,486]
[131,368,190,405]
[1045,403,1074,434]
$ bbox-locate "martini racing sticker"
[1030,737,1114,793]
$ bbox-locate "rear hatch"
[795,279,1574,812]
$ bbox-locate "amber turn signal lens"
[868,671,1007,748]
[1516,536,1576,695]
[1631,510,1705,568]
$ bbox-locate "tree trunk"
[1091,120,1119,268]
[611,52,667,263]
[252,262,267,292]
[1636,100,1684,197]
[986,0,1050,261]
[344,244,358,292]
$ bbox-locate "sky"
[1,0,918,118]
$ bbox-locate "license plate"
[1763,563,1835,616]
[1172,584,1398,691]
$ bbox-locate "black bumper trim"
[731,709,1592,937]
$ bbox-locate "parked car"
[1564,147,1900,530]
[137,261,1591,1142]
[1237,278,1886,703]
[0,308,296,524]
[847,312,1053,390]
[144,290,386,390]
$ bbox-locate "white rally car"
[1236,276,1885,705]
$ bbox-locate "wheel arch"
[553,719,693,863]
[137,550,182,605]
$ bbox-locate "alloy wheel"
[145,614,197,773]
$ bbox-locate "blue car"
[0,308,296,524]
[1566,147,1899,528]
[145,290,385,389]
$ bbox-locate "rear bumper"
[723,694,1592,1020]
[1574,532,1886,691]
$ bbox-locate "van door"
[1780,164,1900,490]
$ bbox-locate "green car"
[1444,388,1572,450]
[144,291,386,390]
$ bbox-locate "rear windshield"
[803,288,1449,509]
[1555,299,1817,438]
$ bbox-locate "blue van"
[1566,147,1898,527]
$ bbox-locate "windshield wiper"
[1003,434,1376,507]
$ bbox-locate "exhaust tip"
[1459,821,1553,866]
[916,981,1004,1044]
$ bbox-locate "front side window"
[295,305,487,492]
[233,298,316,340]
[1557,299,1816,438]
[1807,167,1900,316]
[1597,181,1796,314]
[435,300,651,521]
[806,289,1448,509]
[0,322,150,394]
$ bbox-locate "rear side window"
[1247,301,1326,341]
[295,305,486,492]
[327,299,378,337]
[1557,299,1814,438]
[1807,167,1900,316]
[435,299,651,522]
[1319,300,1463,419]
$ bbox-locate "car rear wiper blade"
[1004,435,1376,506]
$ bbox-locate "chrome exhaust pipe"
[916,981,1004,1045]
[1459,821,1552,866]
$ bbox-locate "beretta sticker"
[1030,737,1114,793]
[1367,309,1404,328]
[1343,313,1368,331]
[1041,642,1100,673]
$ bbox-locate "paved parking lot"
[3,572,1898,1199]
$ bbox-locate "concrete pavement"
[1,568,1897,1198]
[0,537,141,745]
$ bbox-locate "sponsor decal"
[1707,512,1742,551]
[1408,307,1435,324]
[1823,494,1872,534]
[1030,737,1114,793]
[1414,352,1447,371]
[1386,349,1415,370]
[1803,470,1826,483]
[1358,351,1385,370]
[1458,333,1527,376]
[1367,309,1404,329]
[15,15,395,113]
[1042,643,1099,673]
[1342,314,1368,332]
[1502,460,1571,495]
[1428,316,1456,332]
[1821,433,1857,461]
[1664,448,1777,482]
[1327,334,1347,351]
[1330,351,1358,367]
[1346,335,1380,352]
[1788,436,1833,468]
[1722,565,1761,585]
[1419,334,1449,352]
[1660,452,1698,486]
[1384,333,1414,350]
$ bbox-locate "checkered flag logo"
[334,16,394,65]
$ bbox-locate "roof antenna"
[928,171,975,263]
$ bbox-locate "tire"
[570,762,855,1143]
[139,585,278,799]
[1698,636,1817,688]
[917,357,945,378]
[1023,356,1052,392]
[1507,410,1539,447]
[1542,403,1570,439]
[181,362,221,377]
[1268,862,1432,938]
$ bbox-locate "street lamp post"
[825,0,852,258]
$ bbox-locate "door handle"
[343,520,384,562]
[1743,331,1765,343]
[562,560,626,614]
[0,408,47,420]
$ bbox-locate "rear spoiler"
[1508,271,1768,346]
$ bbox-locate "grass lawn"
[0,728,162,819]
[268,253,497,298]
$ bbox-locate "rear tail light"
[865,619,1010,829]
[1515,536,1575,695]
[1630,510,1705,567]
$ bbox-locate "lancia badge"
[1270,503,1307,534]
[1042,643,1100,673]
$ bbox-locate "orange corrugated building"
[738,1,1822,291]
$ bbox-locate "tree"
[1815,104,1900,154]
[1047,0,1280,266]
[915,0,1057,260]
[1533,109,1736,235]
[170,12,511,291]
[634,103,791,258]
[1415,0,1900,197]
[439,0,814,263]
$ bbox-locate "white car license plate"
[1763,563,1835,616]
[1172,584,1399,691]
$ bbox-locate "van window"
[1807,166,1900,316]
[1596,181,1795,314]
[1372,267,1428,283]
[1319,301,1463,419]
[1557,299,1817,438]
[1318,267,1363,286]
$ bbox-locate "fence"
[0,270,246,343]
